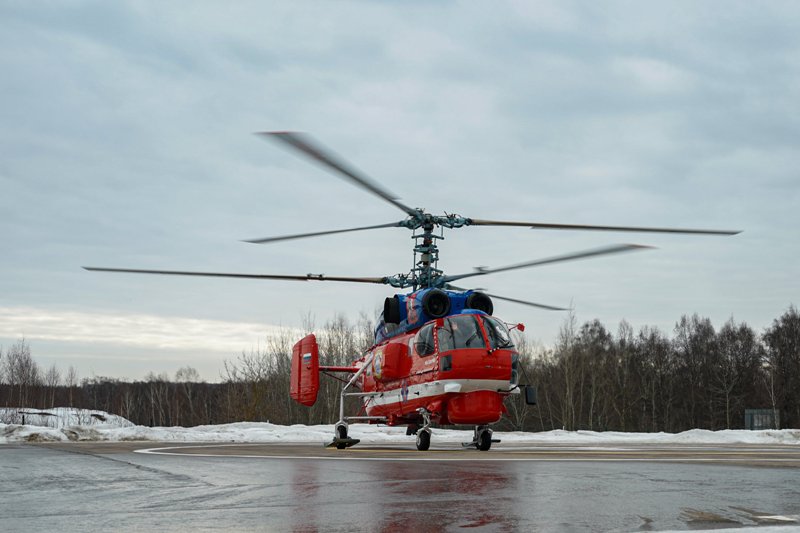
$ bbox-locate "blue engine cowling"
[374,289,493,344]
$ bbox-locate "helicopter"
[85,132,739,451]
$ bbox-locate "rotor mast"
[411,215,440,289]
[400,213,472,289]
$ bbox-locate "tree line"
[1,306,798,432]
[0,314,374,428]
[520,306,799,433]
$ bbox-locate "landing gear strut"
[415,408,433,451]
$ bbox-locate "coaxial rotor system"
[84,132,739,310]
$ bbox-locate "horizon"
[3,304,795,383]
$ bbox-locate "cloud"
[0,306,287,352]
[612,57,695,94]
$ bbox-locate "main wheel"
[336,424,348,450]
[477,429,492,451]
[416,429,431,451]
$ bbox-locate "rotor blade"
[468,218,740,236]
[83,267,387,285]
[484,292,567,311]
[446,285,566,311]
[244,221,406,244]
[443,244,653,284]
[259,131,418,216]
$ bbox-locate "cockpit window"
[414,323,435,356]
[483,316,514,349]
[437,315,486,351]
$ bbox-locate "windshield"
[483,316,514,349]
[414,323,435,356]
[437,315,486,351]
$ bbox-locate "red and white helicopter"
[85,132,738,451]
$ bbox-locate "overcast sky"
[2,1,798,381]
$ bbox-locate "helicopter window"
[483,316,514,349]
[414,323,435,356]
[437,315,486,352]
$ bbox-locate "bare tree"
[674,315,717,428]
[223,344,275,422]
[556,309,579,430]
[119,385,136,422]
[357,311,376,354]
[4,339,40,407]
[145,372,171,426]
[575,320,613,430]
[713,319,761,428]
[762,358,779,429]
[637,326,674,432]
[763,305,800,428]
[315,314,370,424]
[44,363,61,408]
[66,366,79,407]
[610,320,635,431]
[502,333,541,431]
[176,366,202,426]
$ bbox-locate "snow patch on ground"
[661,528,800,533]
[0,407,134,443]
[0,407,134,428]
[1,408,799,446]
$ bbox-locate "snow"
[660,529,800,533]
[1,407,799,446]
[0,407,133,428]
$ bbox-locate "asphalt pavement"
[2,441,800,532]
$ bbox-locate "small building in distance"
[745,409,779,430]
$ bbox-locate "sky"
[1,1,798,381]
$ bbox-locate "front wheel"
[477,429,492,451]
[416,429,431,451]
[335,424,348,450]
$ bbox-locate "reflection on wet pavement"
[2,443,800,532]
[375,462,517,532]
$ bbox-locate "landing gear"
[416,429,431,451]
[414,408,433,451]
[327,422,360,449]
[336,424,348,449]
[462,425,500,451]
[477,428,492,451]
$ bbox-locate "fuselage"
[358,311,519,426]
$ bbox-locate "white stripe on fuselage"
[366,379,513,408]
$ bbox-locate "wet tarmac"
[2,441,800,532]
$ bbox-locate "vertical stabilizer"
[290,334,320,406]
